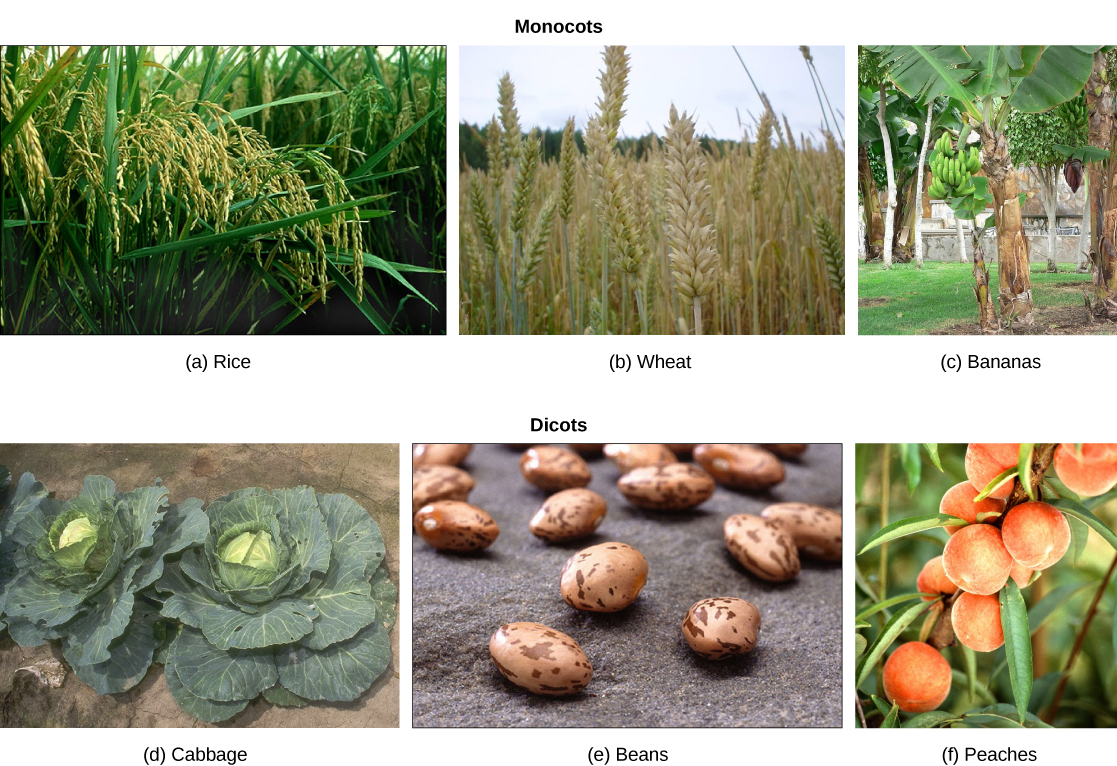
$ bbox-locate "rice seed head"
[596,46,630,145]
[559,117,577,221]
[585,116,643,274]
[663,104,718,299]
[498,73,522,162]
[750,108,775,201]
[485,116,506,186]
[388,94,413,172]
[510,132,540,237]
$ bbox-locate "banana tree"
[1083,49,1116,317]
[868,45,1100,326]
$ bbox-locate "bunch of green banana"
[1056,93,1088,132]
[928,134,979,200]
[934,131,956,157]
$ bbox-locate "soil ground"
[412,444,842,728]
[0,443,400,728]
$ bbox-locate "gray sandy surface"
[412,443,842,728]
[0,443,400,728]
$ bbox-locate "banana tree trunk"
[1085,50,1117,318]
[956,217,968,262]
[914,101,933,269]
[858,145,884,257]
[971,226,997,332]
[979,123,1034,325]
[879,84,896,269]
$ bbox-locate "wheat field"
[459,46,844,335]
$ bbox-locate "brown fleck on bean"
[412,465,474,516]
[761,502,842,561]
[559,542,647,612]
[414,501,498,552]
[723,514,800,581]
[529,488,607,542]
[489,622,593,696]
[761,443,809,459]
[603,443,677,473]
[520,446,592,492]
[682,597,761,660]
[616,463,715,510]
[694,444,785,491]
[413,443,472,467]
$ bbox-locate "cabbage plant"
[157,486,396,722]
[0,474,207,693]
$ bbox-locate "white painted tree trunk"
[955,218,968,262]
[1076,176,1091,273]
[914,101,933,269]
[878,84,896,269]
[1035,166,1058,273]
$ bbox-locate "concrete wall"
[921,231,1089,263]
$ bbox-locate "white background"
[2,6,1115,764]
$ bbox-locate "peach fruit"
[916,556,957,601]
[1053,444,1117,498]
[952,592,1005,652]
[965,443,1021,500]
[1001,501,1071,570]
[939,481,1006,535]
[882,642,952,713]
[941,523,1013,595]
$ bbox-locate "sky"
[460,46,844,142]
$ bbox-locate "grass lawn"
[857,262,1114,335]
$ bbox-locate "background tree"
[1004,109,1086,273]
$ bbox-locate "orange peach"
[1008,558,1034,589]
[1001,501,1071,570]
[916,556,957,601]
[939,481,1006,535]
[1053,443,1117,498]
[952,592,1005,652]
[882,642,952,713]
[965,443,1021,500]
[941,523,1013,595]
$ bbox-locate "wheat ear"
[750,108,775,201]
[663,104,718,335]
[596,46,630,144]
[498,73,521,163]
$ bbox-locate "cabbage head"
[0,474,207,693]
[157,486,397,722]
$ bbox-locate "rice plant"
[459,46,844,335]
[1,45,446,334]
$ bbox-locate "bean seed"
[694,444,785,491]
[723,514,800,581]
[414,500,498,552]
[489,622,593,696]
